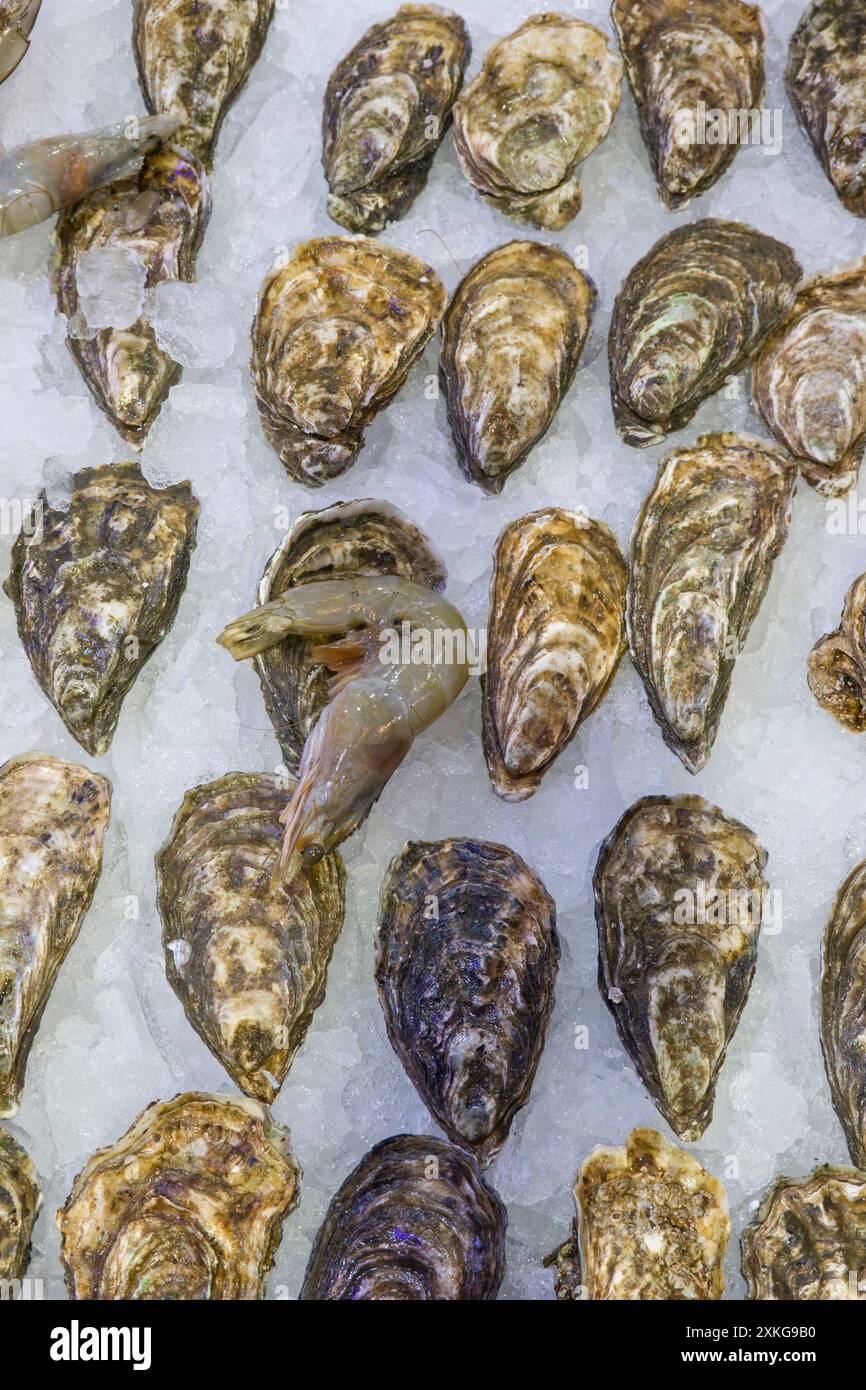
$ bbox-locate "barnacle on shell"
[821,857,866,1166]
[742,1167,866,1299]
[787,0,866,218]
[0,1129,41,1281]
[809,570,866,732]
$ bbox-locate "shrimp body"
[0,0,41,86]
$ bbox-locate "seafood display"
[452,14,622,229]
[821,858,866,1166]
[376,839,558,1164]
[742,1167,866,1299]
[0,0,41,85]
[594,795,768,1141]
[439,242,596,492]
[0,1129,41,1281]
[808,570,866,731]
[482,509,627,801]
[787,0,866,218]
[323,4,470,233]
[300,1134,507,1300]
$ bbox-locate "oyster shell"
[482,509,627,800]
[742,1167,866,1299]
[594,794,768,1141]
[821,858,866,1165]
[0,0,41,85]
[376,839,558,1164]
[787,0,866,218]
[628,433,796,773]
[252,236,446,485]
[439,242,596,492]
[612,0,765,208]
[609,219,802,447]
[57,1092,299,1299]
[0,1129,41,1281]
[300,1134,506,1300]
[552,1128,729,1300]
[808,570,866,731]
[5,461,199,757]
[0,753,110,1117]
[452,14,622,229]
[754,259,866,498]
[156,772,346,1103]
[323,4,470,233]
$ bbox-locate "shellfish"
[820,857,866,1165]
[808,570,866,732]
[742,1167,866,1299]
[0,1129,41,1281]
[0,0,41,86]
[787,0,866,218]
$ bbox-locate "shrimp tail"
[0,0,42,87]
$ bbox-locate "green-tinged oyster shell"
[0,1129,41,1281]
[787,0,866,218]
[808,569,866,731]
[742,1167,866,1299]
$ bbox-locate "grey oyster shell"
[252,236,446,485]
[609,219,802,447]
[612,0,765,209]
[808,570,866,731]
[57,1092,299,1300]
[5,461,199,757]
[627,433,796,773]
[482,509,627,801]
[375,839,558,1165]
[0,1129,41,1281]
[0,754,110,1117]
[742,1167,866,1299]
[552,1128,729,1300]
[323,4,470,233]
[787,0,866,218]
[821,858,866,1165]
[439,241,596,492]
[252,499,446,773]
[0,0,41,86]
[156,772,346,1103]
[300,1134,507,1300]
[594,794,768,1141]
[754,258,866,498]
[452,14,622,230]
[54,146,210,446]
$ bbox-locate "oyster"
[609,220,802,447]
[300,1134,506,1300]
[252,236,446,485]
[0,0,41,85]
[452,14,622,229]
[594,794,768,1141]
[551,1128,729,1300]
[5,461,199,757]
[612,0,765,208]
[821,858,866,1165]
[742,1167,866,1299]
[628,433,796,773]
[808,570,866,731]
[323,4,470,233]
[787,0,866,218]
[376,839,558,1164]
[156,772,346,1102]
[482,509,627,800]
[439,242,596,492]
[0,1129,41,1281]
[0,753,110,1117]
[57,1092,299,1299]
[754,259,866,498]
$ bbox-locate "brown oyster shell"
[300,1134,506,1300]
[609,219,802,447]
[552,1128,729,1300]
[808,570,866,731]
[787,0,866,218]
[594,794,768,1141]
[156,772,346,1103]
[821,858,866,1166]
[0,1129,41,1281]
[452,14,622,230]
[628,433,796,773]
[0,754,110,1117]
[742,1167,866,1299]
[323,4,470,233]
[482,508,627,800]
[4,461,199,757]
[375,839,558,1165]
[57,1092,299,1299]
[252,236,446,486]
[0,0,41,85]
[439,241,596,493]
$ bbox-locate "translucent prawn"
[0,0,41,86]
[218,576,470,882]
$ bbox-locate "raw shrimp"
[0,0,41,85]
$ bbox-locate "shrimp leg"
[0,0,42,86]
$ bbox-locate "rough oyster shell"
[609,219,802,447]
[323,4,470,233]
[376,839,558,1164]
[787,0,866,218]
[612,0,765,208]
[5,461,199,756]
[628,433,796,773]
[0,753,110,1117]
[594,794,768,1141]
[482,508,627,800]
[252,236,446,485]
[552,1128,729,1300]
[808,570,866,731]
[742,1167,866,1299]
[452,14,622,230]
[0,1129,41,1281]
[0,0,41,85]
[821,858,866,1165]
[57,1092,299,1299]
[300,1134,506,1300]
[439,241,596,492]
[156,772,346,1103]
[754,259,866,498]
